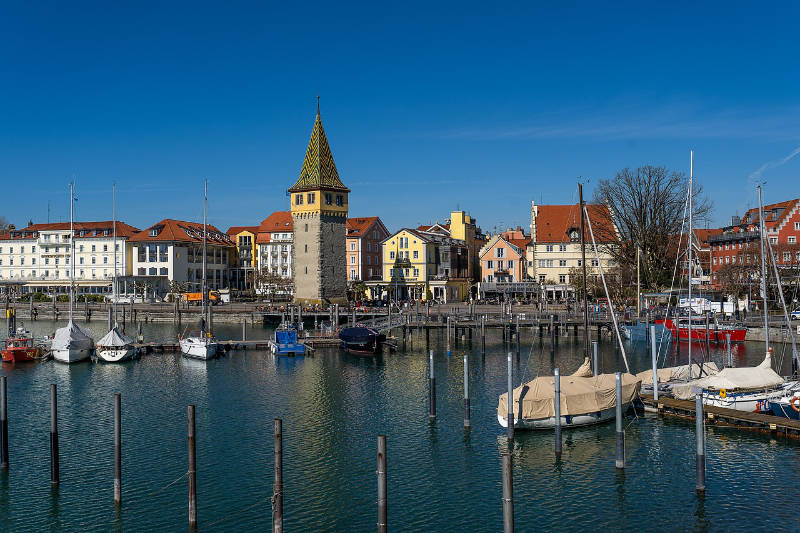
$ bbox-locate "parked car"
[791,308,800,320]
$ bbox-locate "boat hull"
[53,348,92,364]
[179,338,218,360]
[96,347,137,362]
[2,346,41,362]
[656,319,747,342]
[768,400,800,420]
[701,387,795,413]
[268,341,306,356]
[497,404,625,430]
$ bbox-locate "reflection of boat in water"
[269,326,306,356]
[338,326,385,355]
[498,358,641,429]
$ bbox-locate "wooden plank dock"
[640,393,800,440]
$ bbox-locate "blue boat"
[620,322,672,343]
[768,397,800,420]
[268,326,307,356]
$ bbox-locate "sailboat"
[52,182,95,363]
[96,184,136,362]
[674,182,800,412]
[498,183,641,430]
[179,180,219,360]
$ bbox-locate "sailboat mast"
[636,246,641,320]
[113,183,117,326]
[579,183,589,360]
[69,181,74,323]
[757,185,770,352]
[202,180,207,331]
[688,151,693,367]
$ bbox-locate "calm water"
[0,319,798,532]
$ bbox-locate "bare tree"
[0,216,11,230]
[593,165,712,290]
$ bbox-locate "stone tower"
[289,104,349,304]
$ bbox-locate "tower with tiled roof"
[289,101,350,303]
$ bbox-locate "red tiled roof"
[1,221,140,240]
[346,216,386,238]
[417,223,450,234]
[508,237,531,250]
[742,199,800,230]
[226,225,259,236]
[534,204,616,243]
[128,219,234,246]
[256,211,293,244]
[693,228,722,246]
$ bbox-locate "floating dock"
[640,394,800,440]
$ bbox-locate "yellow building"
[366,228,471,302]
[417,210,487,281]
[226,225,259,291]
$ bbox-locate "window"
[399,237,408,248]
[559,274,566,283]
[304,244,308,253]
[367,256,371,265]
[160,267,168,275]
[103,257,108,264]
[795,222,800,230]
[19,258,24,265]
[138,267,145,275]
[307,192,315,204]
[496,248,505,258]
[789,236,797,244]
[350,269,356,280]
[350,242,356,251]
[497,260,504,269]
[591,259,599,266]
[31,246,35,253]
[508,260,513,269]
[725,256,730,264]
[54,258,59,265]
[413,268,419,277]
[149,228,159,237]
[20,246,24,253]
[325,193,333,205]
[413,250,419,259]
[713,257,717,265]
[149,267,157,275]
[31,258,35,265]
[545,245,554,252]
[559,260,567,267]
[295,194,303,205]
[336,194,344,206]
[539,275,546,282]
[783,252,791,262]
[351,256,356,264]
[487,260,494,269]
[304,224,308,232]
[389,251,395,260]
[558,244,567,252]
[103,245,108,252]
[770,237,777,244]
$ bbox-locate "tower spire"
[317,95,320,115]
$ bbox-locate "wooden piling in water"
[0,376,7,469]
[507,352,514,440]
[481,317,486,357]
[377,435,387,533]
[50,384,59,486]
[726,333,732,367]
[554,368,562,455]
[651,326,658,402]
[187,405,197,528]
[696,394,705,493]
[114,393,121,505]
[273,418,283,533]
[429,350,436,420]
[464,353,470,429]
[501,452,514,533]
[592,341,598,376]
[615,373,624,470]
[242,321,247,341]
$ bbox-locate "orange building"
[479,232,530,283]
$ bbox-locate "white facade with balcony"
[257,231,293,279]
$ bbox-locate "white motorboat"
[53,182,94,364]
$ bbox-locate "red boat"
[655,318,747,343]
[2,333,42,362]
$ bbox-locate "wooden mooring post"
[114,393,121,505]
[0,376,7,469]
[273,418,283,533]
[501,452,514,533]
[50,384,59,486]
[377,435,387,533]
[188,405,197,528]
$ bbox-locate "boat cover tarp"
[570,357,593,377]
[672,352,784,400]
[338,327,383,345]
[97,326,134,348]
[498,372,641,420]
[52,321,95,351]
[636,362,720,385]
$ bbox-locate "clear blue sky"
[2,2,799,235]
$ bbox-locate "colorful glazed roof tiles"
[289,109,349,193]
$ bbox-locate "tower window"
[305,224,308,232]
[325,193,333,205]
[304,244,308,252]
[336,195,344,206]
[307,192,315,204]
[305,266,308,274]
[295,194,303,205]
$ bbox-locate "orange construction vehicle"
[182,291,221,305]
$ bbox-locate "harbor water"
[1,319,799,532]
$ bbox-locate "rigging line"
[658,188,691,368]
[147,470,189,497]
[583,204,630,373]
[764,224,799,371]
[200,496,271,530]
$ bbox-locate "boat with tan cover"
[498,358,641,430]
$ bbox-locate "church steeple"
[289,102,349,193]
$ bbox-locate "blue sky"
[2,2,799,235]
